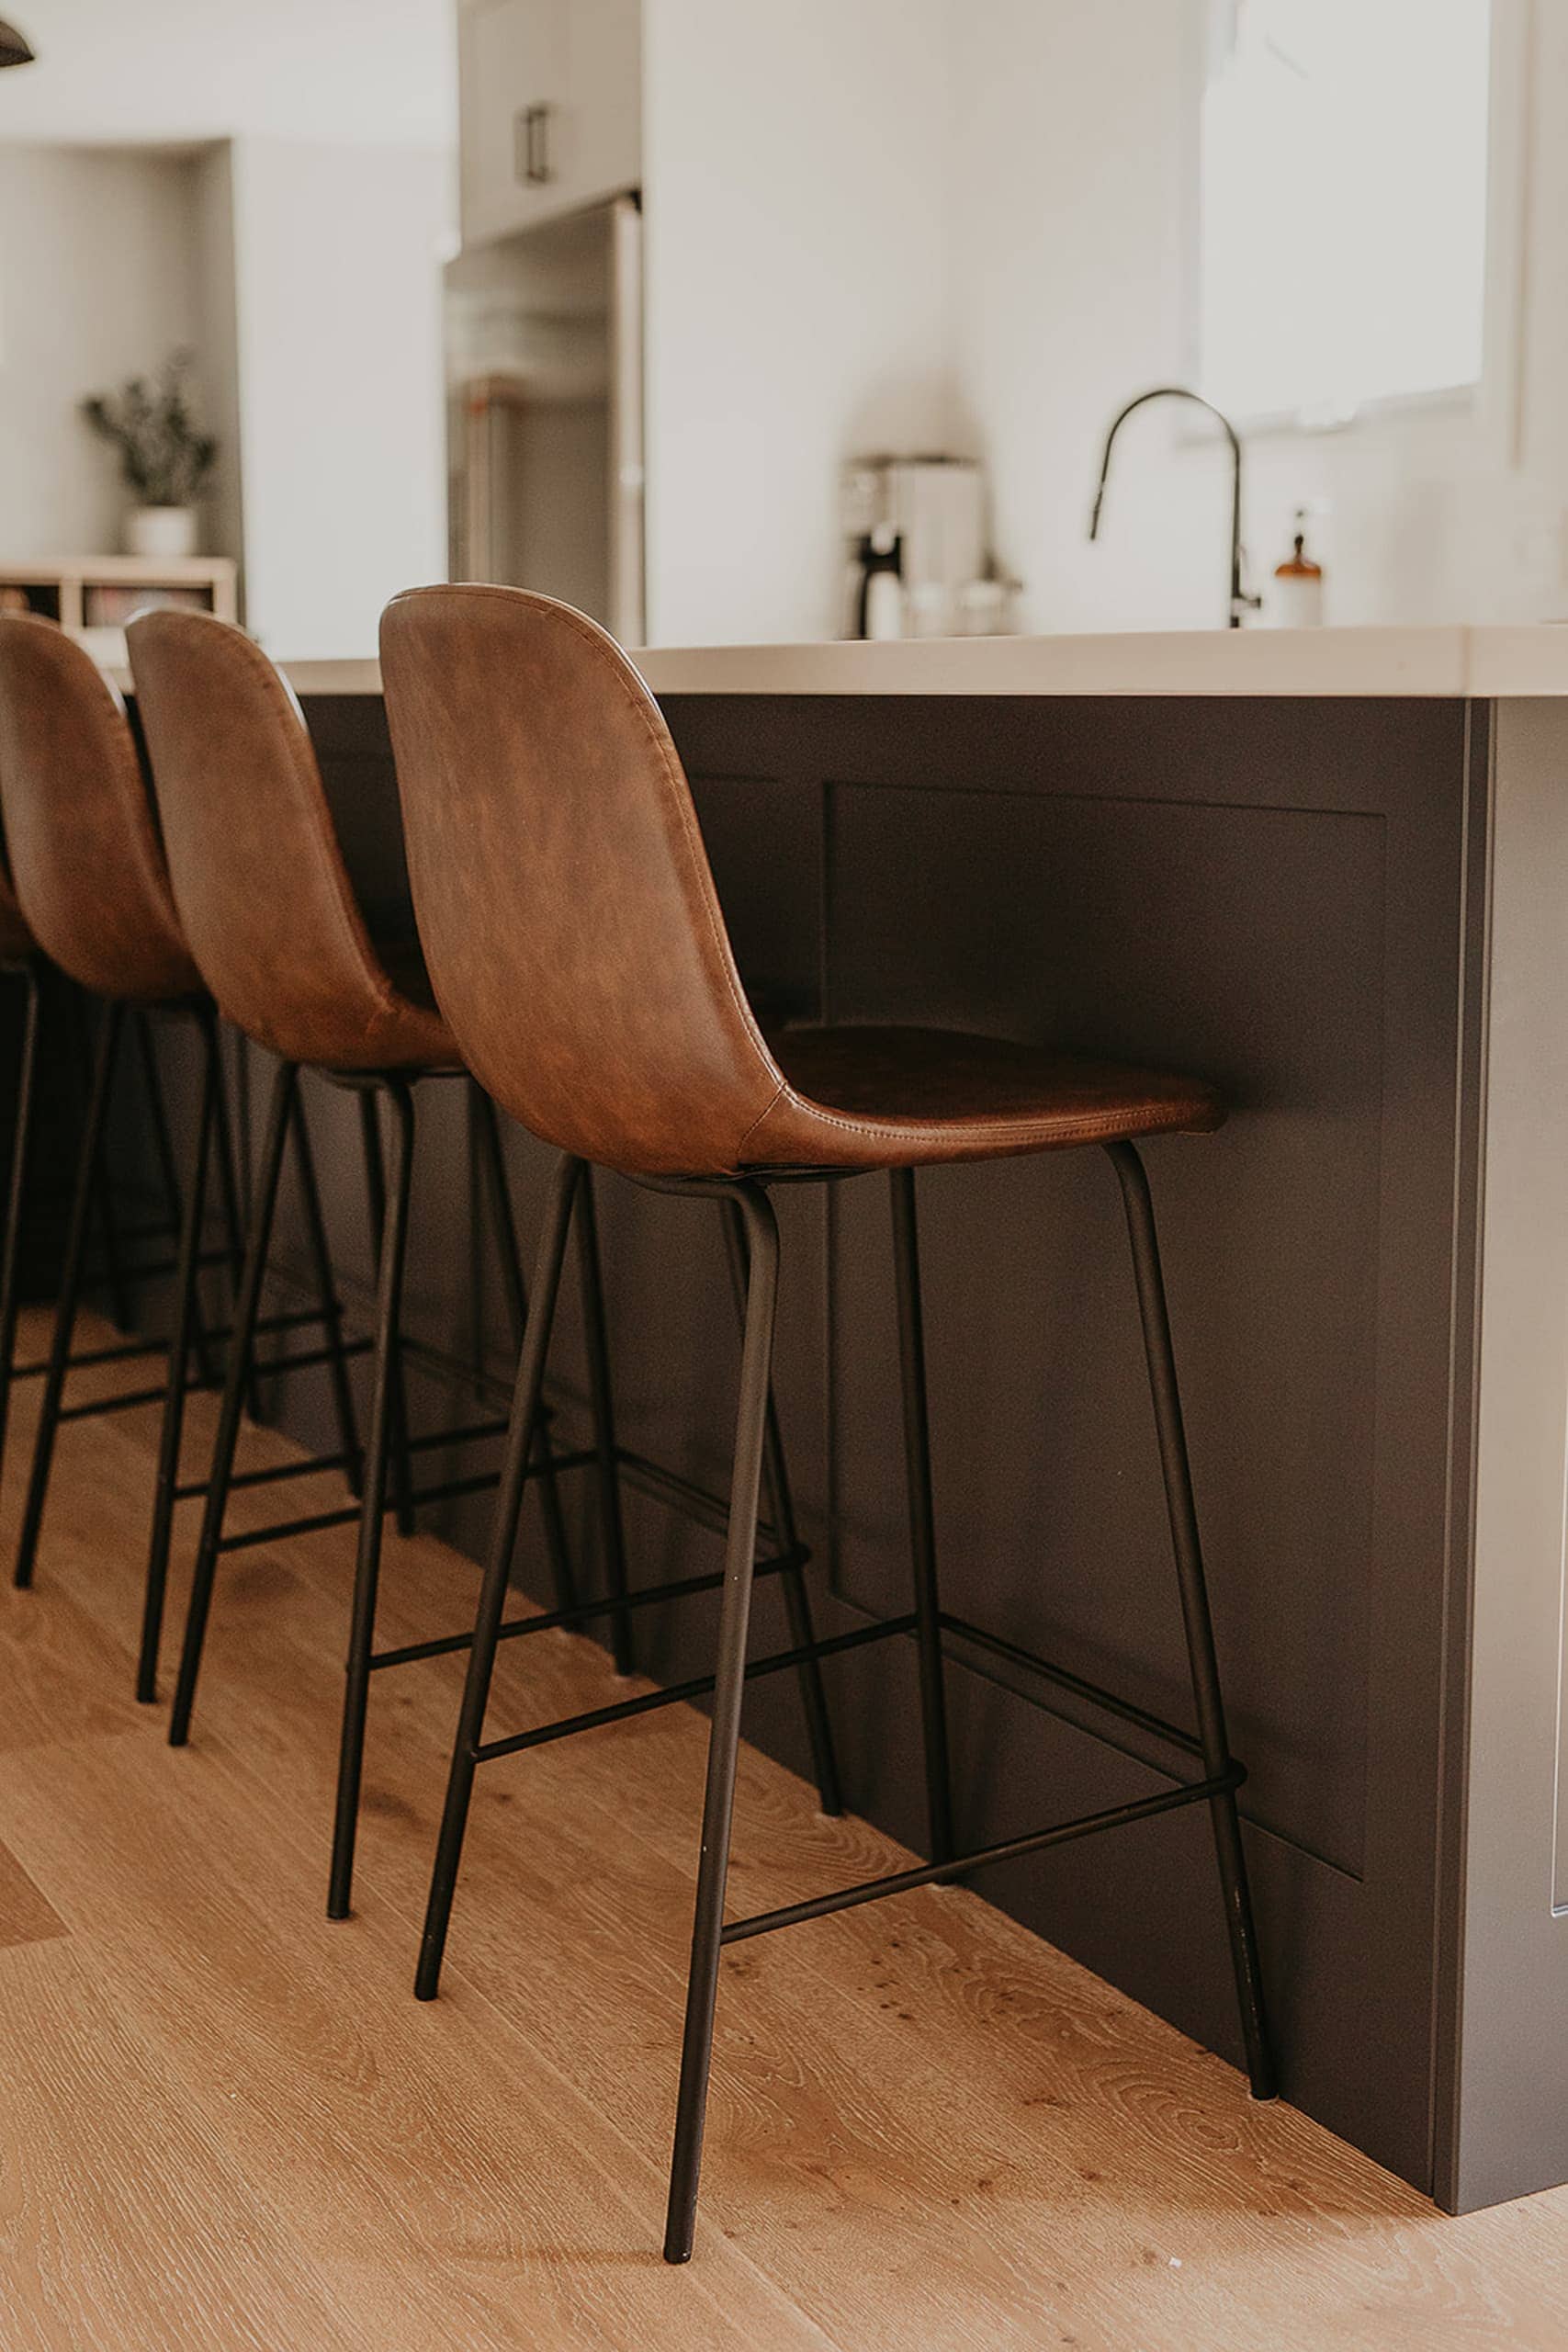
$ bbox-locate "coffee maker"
[840,456,1001,639]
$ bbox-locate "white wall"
[639,0,1561,642]
[0,143,206,558]
[641,0,958,644]
[0,0,454,149]
[949,0,1211,632]
[947,0,1568,631]
[223,138,452,658]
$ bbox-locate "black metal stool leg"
[14,999,125,1590]
[471,1084,576,1615]
[138,1008,221,1701]
[358,1090,415,1538]
[132,1007,184,1238]
[0,961,42,1492]
[719,1199,841,1818]
[209,1028,261,1422]
[1104,1139,1277,2101]
[168,1058,297,1747]
[416,1151,582,2001]
[133,1007,216,1391]
[889,1167,955,1866]
[663,1181,779,2266]
[576,1165,633,1675]
[291,1080,364,1498]
[66,986,132,1334]
[330,1079,416,1919]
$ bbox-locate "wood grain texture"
[2,1306,1566,2349]
[0,1836,65,1952]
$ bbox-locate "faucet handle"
[1233,548,1264,627]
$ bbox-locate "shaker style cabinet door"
[458,0,640,245]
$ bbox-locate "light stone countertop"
[260,624,1568,702]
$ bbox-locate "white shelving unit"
[0,554,239,670]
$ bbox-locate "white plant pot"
[124,506,197,561]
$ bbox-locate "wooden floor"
[3,1310,1568,2350]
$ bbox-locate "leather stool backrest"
[128,609,436,1068]
[379,584,789,1176]
[0,615,200,1001]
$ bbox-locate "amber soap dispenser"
[1271,509,1324,627]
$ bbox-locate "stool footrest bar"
[209,1450,576,1553]
[399,1417,512,1454]
[14,1304,332,1385]
[939,1609,1204,1763]
[51,1333,373,1427]
[368,1545,810,1672]
[16,1333,173,1379]
[60,1380,174,1419]
[719,1765,1247,1945]
[252,1339,373,1377]
[173,1448,358,1503]
[473,1612,917,1765]
[216,1501,361,1551]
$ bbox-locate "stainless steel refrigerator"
[446,193,644,644]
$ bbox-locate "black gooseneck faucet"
[1089,386,1261,629]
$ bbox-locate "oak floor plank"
[0,1936,373,2352]
[0,1725,836,2352]
[0,1834,67,1952]
[6,1307,1568,2346]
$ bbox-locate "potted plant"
[82,351,218,560]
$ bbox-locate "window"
[1199,0,1492,424]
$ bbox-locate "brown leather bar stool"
[379,582,1277,2265]
[0,613,364,1699]
[0,702,232,1507]
[127,608,588,1922]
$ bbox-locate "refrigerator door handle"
[607,194,647,647]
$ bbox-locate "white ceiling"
[0,0,456,149]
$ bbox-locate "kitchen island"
[108,625,1568,2214]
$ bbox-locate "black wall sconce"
[0,18,35,68]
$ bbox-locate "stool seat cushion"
[752,1023,1224,1169]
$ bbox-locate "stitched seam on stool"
[733,1080,788,1165]
[788,1093,1207,1148]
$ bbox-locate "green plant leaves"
[80,349,218,509]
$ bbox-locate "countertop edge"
[104,624,1568,702]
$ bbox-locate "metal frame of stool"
[323,1077,841,1920]
[288,1085,845,1924]
[164,1054,583,1925]
[9,994,368,1702]
[0,957,228,1494]
[408,1142,1277,2266]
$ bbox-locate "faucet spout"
[1089,386,1260,629]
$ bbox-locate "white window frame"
[1179,0,1530,455]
